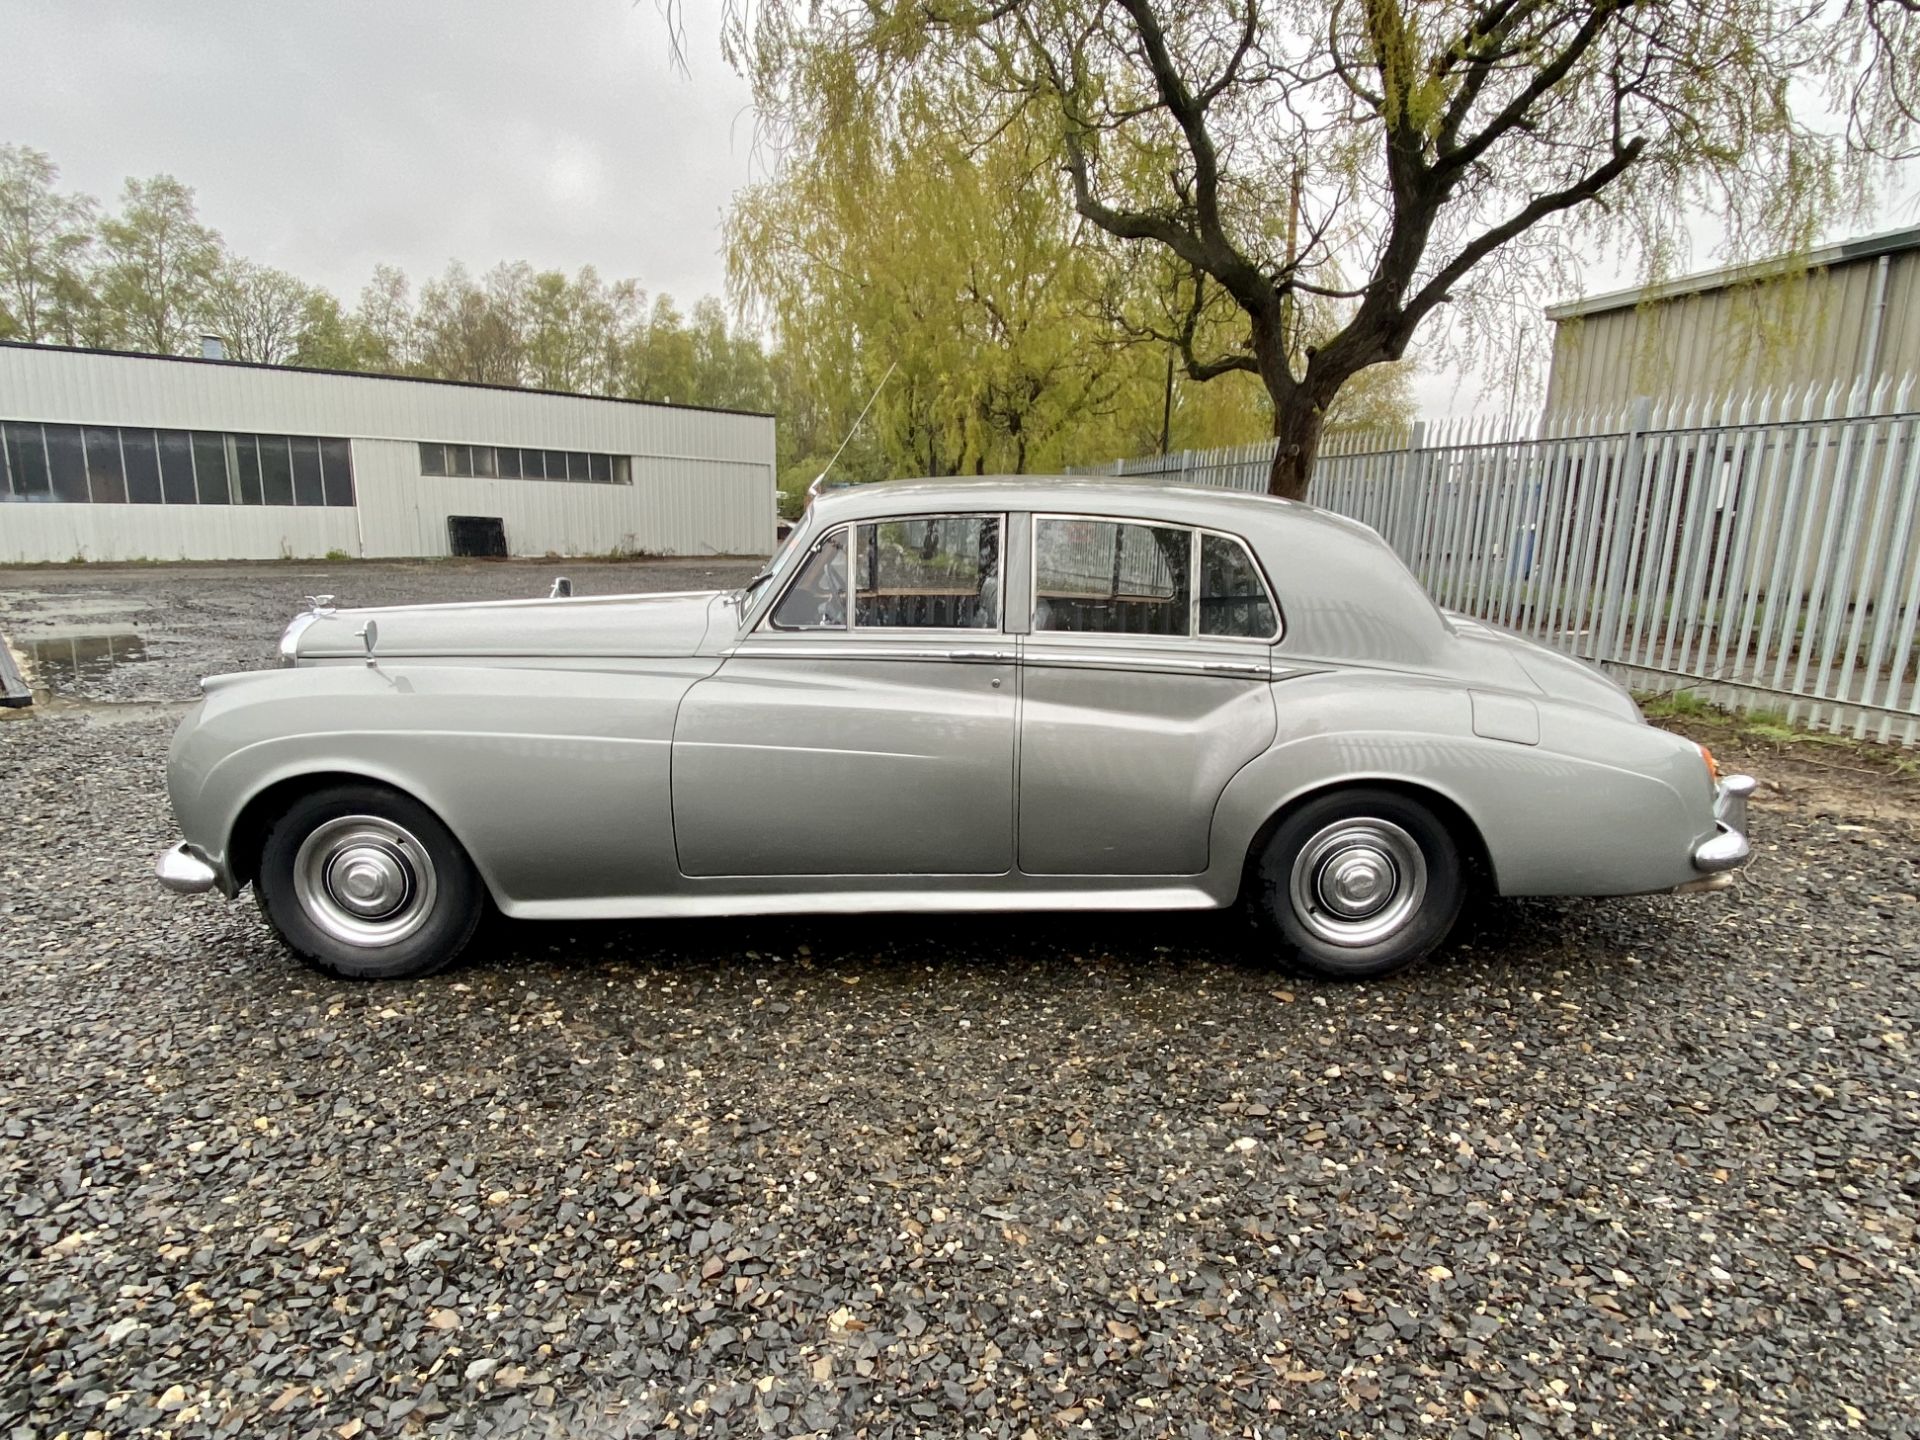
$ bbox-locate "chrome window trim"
[1195,526,1283,642]
[764,522,852,633]
[1024,513,1283,648]
[759,512,1009,638]
[1028,511,1194,641]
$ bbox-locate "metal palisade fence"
[1074,377,1920,745]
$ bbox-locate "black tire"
[1252,787,1464,980]
[254,782,483,980]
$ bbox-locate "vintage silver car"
[156,476,1754,981]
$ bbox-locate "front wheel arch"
[1235,778,1496,908]
[228,771,485,898]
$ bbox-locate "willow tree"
[727,69,1401,497]
[728,0,1910,498]
[728,83,1144,486]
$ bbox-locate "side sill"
[500,885,1222,923]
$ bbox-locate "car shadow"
[459,887,1653,991]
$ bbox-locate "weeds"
[1637,689,1713,719]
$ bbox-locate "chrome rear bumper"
[1691,773,1757,875]
[156,841,218,895]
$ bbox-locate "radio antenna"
[807,359,898,508]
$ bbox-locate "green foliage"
[0,144,96,345]
[1636,689,1714,719]
[288,290,362,370]
[726,0,1912,495]
[96,175,221,354]
[323,548,351,562]
[726,71,1408,495]
[201,257,319,364]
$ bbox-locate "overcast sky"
[3,1,1915,418]
[0,0,759,309]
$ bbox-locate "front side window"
[1033,517,1191,636]
[1199,532,1279,638]
[855,515,1000,629]
[770,527,850,630]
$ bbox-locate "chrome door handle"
[948,649,1015,663]
[1202,661,1267,677]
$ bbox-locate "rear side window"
[1199,532,1278,638]
[1033,517,1191,636]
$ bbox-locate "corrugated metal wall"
[0,345,776,563]
[0,504,360,565]
[1544,248,1920,417]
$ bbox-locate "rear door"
[671,512,1016,877]
[1017,515,1280,875]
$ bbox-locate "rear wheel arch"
[1236,777,1497,906]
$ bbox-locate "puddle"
[0,592,146,630]
[35,697,197,727]
[22,631,149,694]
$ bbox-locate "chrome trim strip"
[1015,649,1268,679]
[278,611,320,667]
[731,642,1000,664]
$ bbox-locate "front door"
[1017,516,1280,875]
[672,513,1015,877]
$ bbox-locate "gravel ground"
[2,562,1918,1439]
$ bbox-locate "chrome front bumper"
[155,842,219,895]
[1689,773,1757,879]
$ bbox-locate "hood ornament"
[305,594,336,615]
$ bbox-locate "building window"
[192,432,231,504]
[84,427,127,504]
[0,420,355,506]
[418,440,633,485]
[122,429,161,504]
[259,437,295,505]
[320,439,354,506]
[45,425,89,503]
[157,430,197,505]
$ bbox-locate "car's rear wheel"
[1253,788,1464,980]
[255,782,482,980]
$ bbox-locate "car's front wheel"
[1253,788,1464,980]
[255,782,482,980]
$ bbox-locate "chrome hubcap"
[1288,818,1427,948]
[1320,849,1394,917]
[293,816,437,948]
[326,844,410,917]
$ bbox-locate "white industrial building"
[0,343,777,564]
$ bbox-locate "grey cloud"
[0,0,756,306]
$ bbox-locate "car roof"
[809,473,1385,546]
